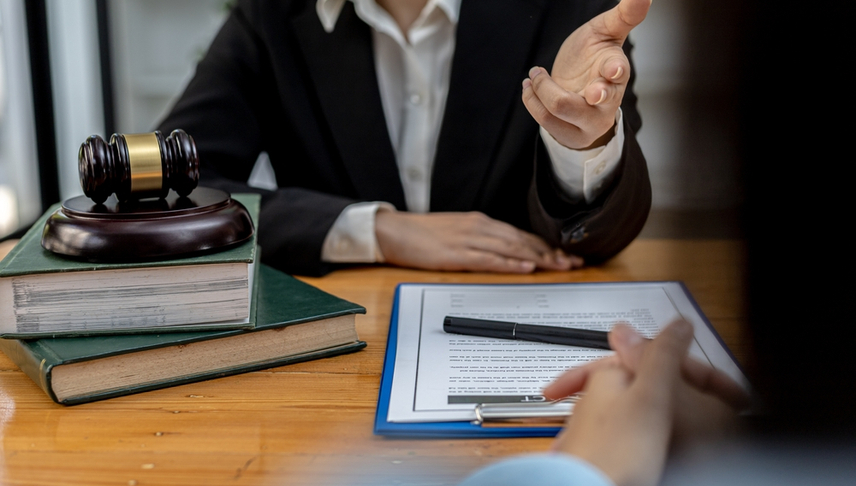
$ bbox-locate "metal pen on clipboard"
[443,316,612,350]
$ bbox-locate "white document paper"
[387,282,747,423]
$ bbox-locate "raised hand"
[522,0,650,149]
[374,209,582,273]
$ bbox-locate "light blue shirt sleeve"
[458,454,616,486]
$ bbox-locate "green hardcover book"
[0,264,366,405]
[0,194,260,338]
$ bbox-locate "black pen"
[443,316,611,350]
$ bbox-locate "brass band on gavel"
[78,129,199,204]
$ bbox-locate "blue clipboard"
[373,283,562,438]
[372,280,743,438]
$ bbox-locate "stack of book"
[0,194,365,405]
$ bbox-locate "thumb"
[601,0,651,42]
[608,323,647,371]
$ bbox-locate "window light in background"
[0,0,43,237]
[0,7,11,234]
[0,186,17,236]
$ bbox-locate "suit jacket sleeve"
[528,39,651,264]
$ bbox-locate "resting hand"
[546,322,748,450]
[522,0,650,149]
[374,209,581,273]
[551,320,693,486]
[544,322,750,409]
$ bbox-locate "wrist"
[373,206,399,263]
[321,202,393,263]
[581,122,616,150]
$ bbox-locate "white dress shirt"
[317,0,624,262]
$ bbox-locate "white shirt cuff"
[540,108,625,204]
[321,201,395,263]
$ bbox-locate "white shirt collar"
[316,0,460,34]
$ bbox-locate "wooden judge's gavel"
[78,129,199,203]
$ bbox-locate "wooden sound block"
[41,187,255,262]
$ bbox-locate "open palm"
[522,0,650,149]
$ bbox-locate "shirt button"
[407,167,423,181]
[409,93,423,105]
[594,161,607,175]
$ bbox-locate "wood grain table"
[0,239,747,486]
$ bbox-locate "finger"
[526,68,618,149]
[464,232,553,270]
[555,248,585,269]
[463,212,552,252]
[526,67,594,126]
[681,357,751,410]
[611,323,750,410]
[579,362,631,396]
[599,53,631,86]
[442,248,537,274]
[462,213,571,270]
[549,361,631,453]
[598,0,651,43]
[522,82,587,148]
[478,222,553,256]
[633,320,693,399]
[543,355,620,399]
[582,54,631,106]
[523,77,608,150]
[583,81,610,107]
[518,231,556,255]
[608,322,646,355]
[516,232,580,270]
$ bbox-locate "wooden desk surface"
[0,239,746,486]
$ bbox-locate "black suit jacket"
[159,0,651,276]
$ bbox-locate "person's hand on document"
[522,0,649,150]
[375,209,583,273]
[544,321,750,486]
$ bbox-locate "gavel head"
[78,129,199,204]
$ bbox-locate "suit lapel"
[431,0,546,211]
[291,2,406,208]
